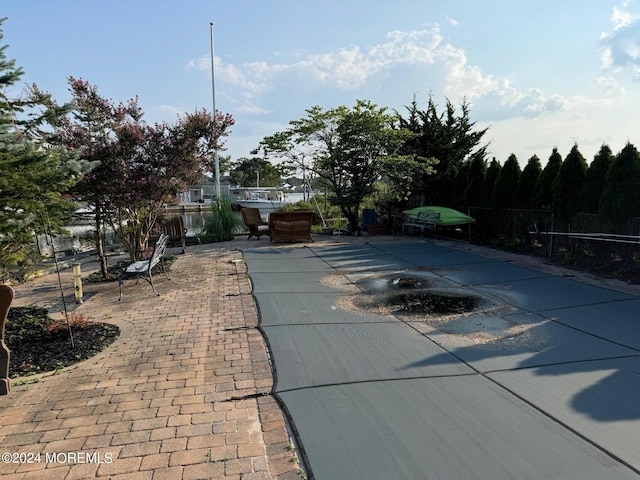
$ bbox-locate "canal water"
[39,193,310,259]
[38,210,227,259]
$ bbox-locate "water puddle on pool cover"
[324,271,534,346]
[354,274,481,316]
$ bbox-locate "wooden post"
[73,263,83,304]
[0,285,14,395]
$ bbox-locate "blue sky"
[4,1,640,167]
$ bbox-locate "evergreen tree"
[514,155,542,209]
[452,161,470,205]
[0,19,87,276]
[463,152,486,206]
[480,158,501,207]
[396,94,489,204]
[553,144,587,220]
[599,142,640,233]
[492,154,521,209]
[533,147,562,209]
[582,144,613,214]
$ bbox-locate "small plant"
[43,311,92,334]
[11,365,39,378]
[52,362,65,375]
[12,377,39,387]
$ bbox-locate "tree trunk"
[94,206,108,278]
[345,211,359,235]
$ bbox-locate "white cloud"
[155,104,186,118]
[186,25,573,127]
[612,5,636,29]
[236,103,270,115]
[601,1,640,79]
[596,75,627,96]
[483,93,640,166]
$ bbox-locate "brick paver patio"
[0,242,302,479]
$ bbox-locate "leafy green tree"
[259,100,430,231]
[492,154,521,209]
[599,142,640,233]
[533,147,562,209]
[552,144,587,221]
[514,155,542,209]
[0,19,88,277]
[396,94,489,204]
[229,157,283,187]
[480,158,501,207]
[582,144,613,214]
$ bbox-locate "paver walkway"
[0,242,302,480]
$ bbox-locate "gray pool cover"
[243,241,640,479]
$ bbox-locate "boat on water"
[402,206,475,226]
[233,189,287,213]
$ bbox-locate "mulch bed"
[5,306,120,378]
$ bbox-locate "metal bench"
[402,211,440,235]
[118,234,170,301]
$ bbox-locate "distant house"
[180,180,232,203]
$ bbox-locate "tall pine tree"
[552,144,587,221]
[582,144,613,214]
[463,152,486,206]
[492,154,521,209]
[599,143,640,233]
[533,147,562,209]
[480,158,501,207]
[396,95,489,205]
[0,19,87,277]
[514,155,542,209]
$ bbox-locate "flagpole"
[210,22,221,203]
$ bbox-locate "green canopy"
[402,206,475,226]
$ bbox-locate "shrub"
[201,198,240,242]
[43,311,92,334]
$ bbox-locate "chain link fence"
[464,207,640,283]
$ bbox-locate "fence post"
[548,213,554,259]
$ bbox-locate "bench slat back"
[416,211,440,221]
[149,234,169,270]
[161,217,186,237]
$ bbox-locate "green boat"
[402,206,475,226]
